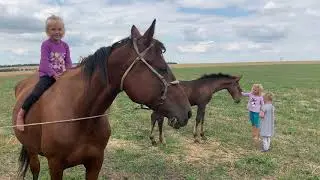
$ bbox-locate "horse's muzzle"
[168,110,191,129]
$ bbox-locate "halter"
[120,38,179,101]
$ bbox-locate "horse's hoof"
[151,141,157,146]
[160,141,166,146]
[201,136,207,141]
[194,138,200,143]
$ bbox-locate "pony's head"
[226,75,243,103]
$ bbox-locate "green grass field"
[0,63,319,179]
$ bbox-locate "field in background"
[1,60,320,76]
[0,62,319,179]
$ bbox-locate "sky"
[1,0,320,65]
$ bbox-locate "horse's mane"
[77,37,131,84]
[77,37,166,85]
[197,73,233,80]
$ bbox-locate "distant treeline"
[0,62,178,68]
[0,64,39,68]
[167,62,178,64]
[0,68,37,72]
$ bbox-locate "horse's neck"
[72,69,119,116]
[205,79,230,93]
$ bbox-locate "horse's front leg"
[48,158,64,180]
[193,105,204,143]
[149,111,158,146]
[199,105,207,140]
[84,153,104,180]
[157,116,166,145]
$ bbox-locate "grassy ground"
[0,63,319,179]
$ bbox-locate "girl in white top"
[260,92,275,152]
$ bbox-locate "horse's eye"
[158,67,167,74]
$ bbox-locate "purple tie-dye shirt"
[38,39,72,77]
[242,92,264,113]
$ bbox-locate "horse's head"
[226,75,243,104]
[111,19,192,128]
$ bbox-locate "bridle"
[120,38,179,103]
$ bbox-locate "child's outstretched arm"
[241,92,251,96]
[39,43,57,77]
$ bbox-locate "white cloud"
[305,8,320,16]
[178,41,215,53]
[176,0,249,9]
[0,0,320,65]
[263,1,276,9]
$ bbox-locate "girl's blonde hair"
[45,15,65,32]
[251,84,263,96]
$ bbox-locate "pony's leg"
[29,153,40,180]
[48,158,63,180]
[193,105,204,143]
[157,116,166,145]
[199,105,207,140]
[84,155,103,180]
[149,112,158,146]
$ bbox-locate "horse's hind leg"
[84,154,103,180]
[199,105,207,140]
[29,153,40,180]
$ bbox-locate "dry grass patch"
[107,138,140,151]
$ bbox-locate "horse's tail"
[17,145,30,179]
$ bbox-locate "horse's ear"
[131,25,141,39]
[143,19,156,46]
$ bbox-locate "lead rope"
[0,113,108,129]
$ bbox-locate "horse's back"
[14,72,39,100]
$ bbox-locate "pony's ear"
[234,75,243,81]
[131,25,141,39]
[142,19,156,46]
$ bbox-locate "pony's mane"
[197,73,233,80]
[77,37,131,84]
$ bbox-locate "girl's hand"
[259,111,265,118]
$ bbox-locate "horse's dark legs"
[84,155,104,180]
[199,105,207,140]
[48,158,63,180]
[193,105,205,143]
[157,117,165,145]
[149,112,158,146]
[29,153,40,180]
[150,112,166,145]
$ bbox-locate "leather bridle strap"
[120,38,179,100]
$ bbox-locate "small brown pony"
[149,73,243,144]
[12,20,192,180]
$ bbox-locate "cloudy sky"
[1,0,320,65]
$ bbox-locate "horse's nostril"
[188,110,192,119]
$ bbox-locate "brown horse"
[149,73,243,144]
[12,20,192,180]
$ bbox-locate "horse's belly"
[64,143,105,167]
[41,120,111,167]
